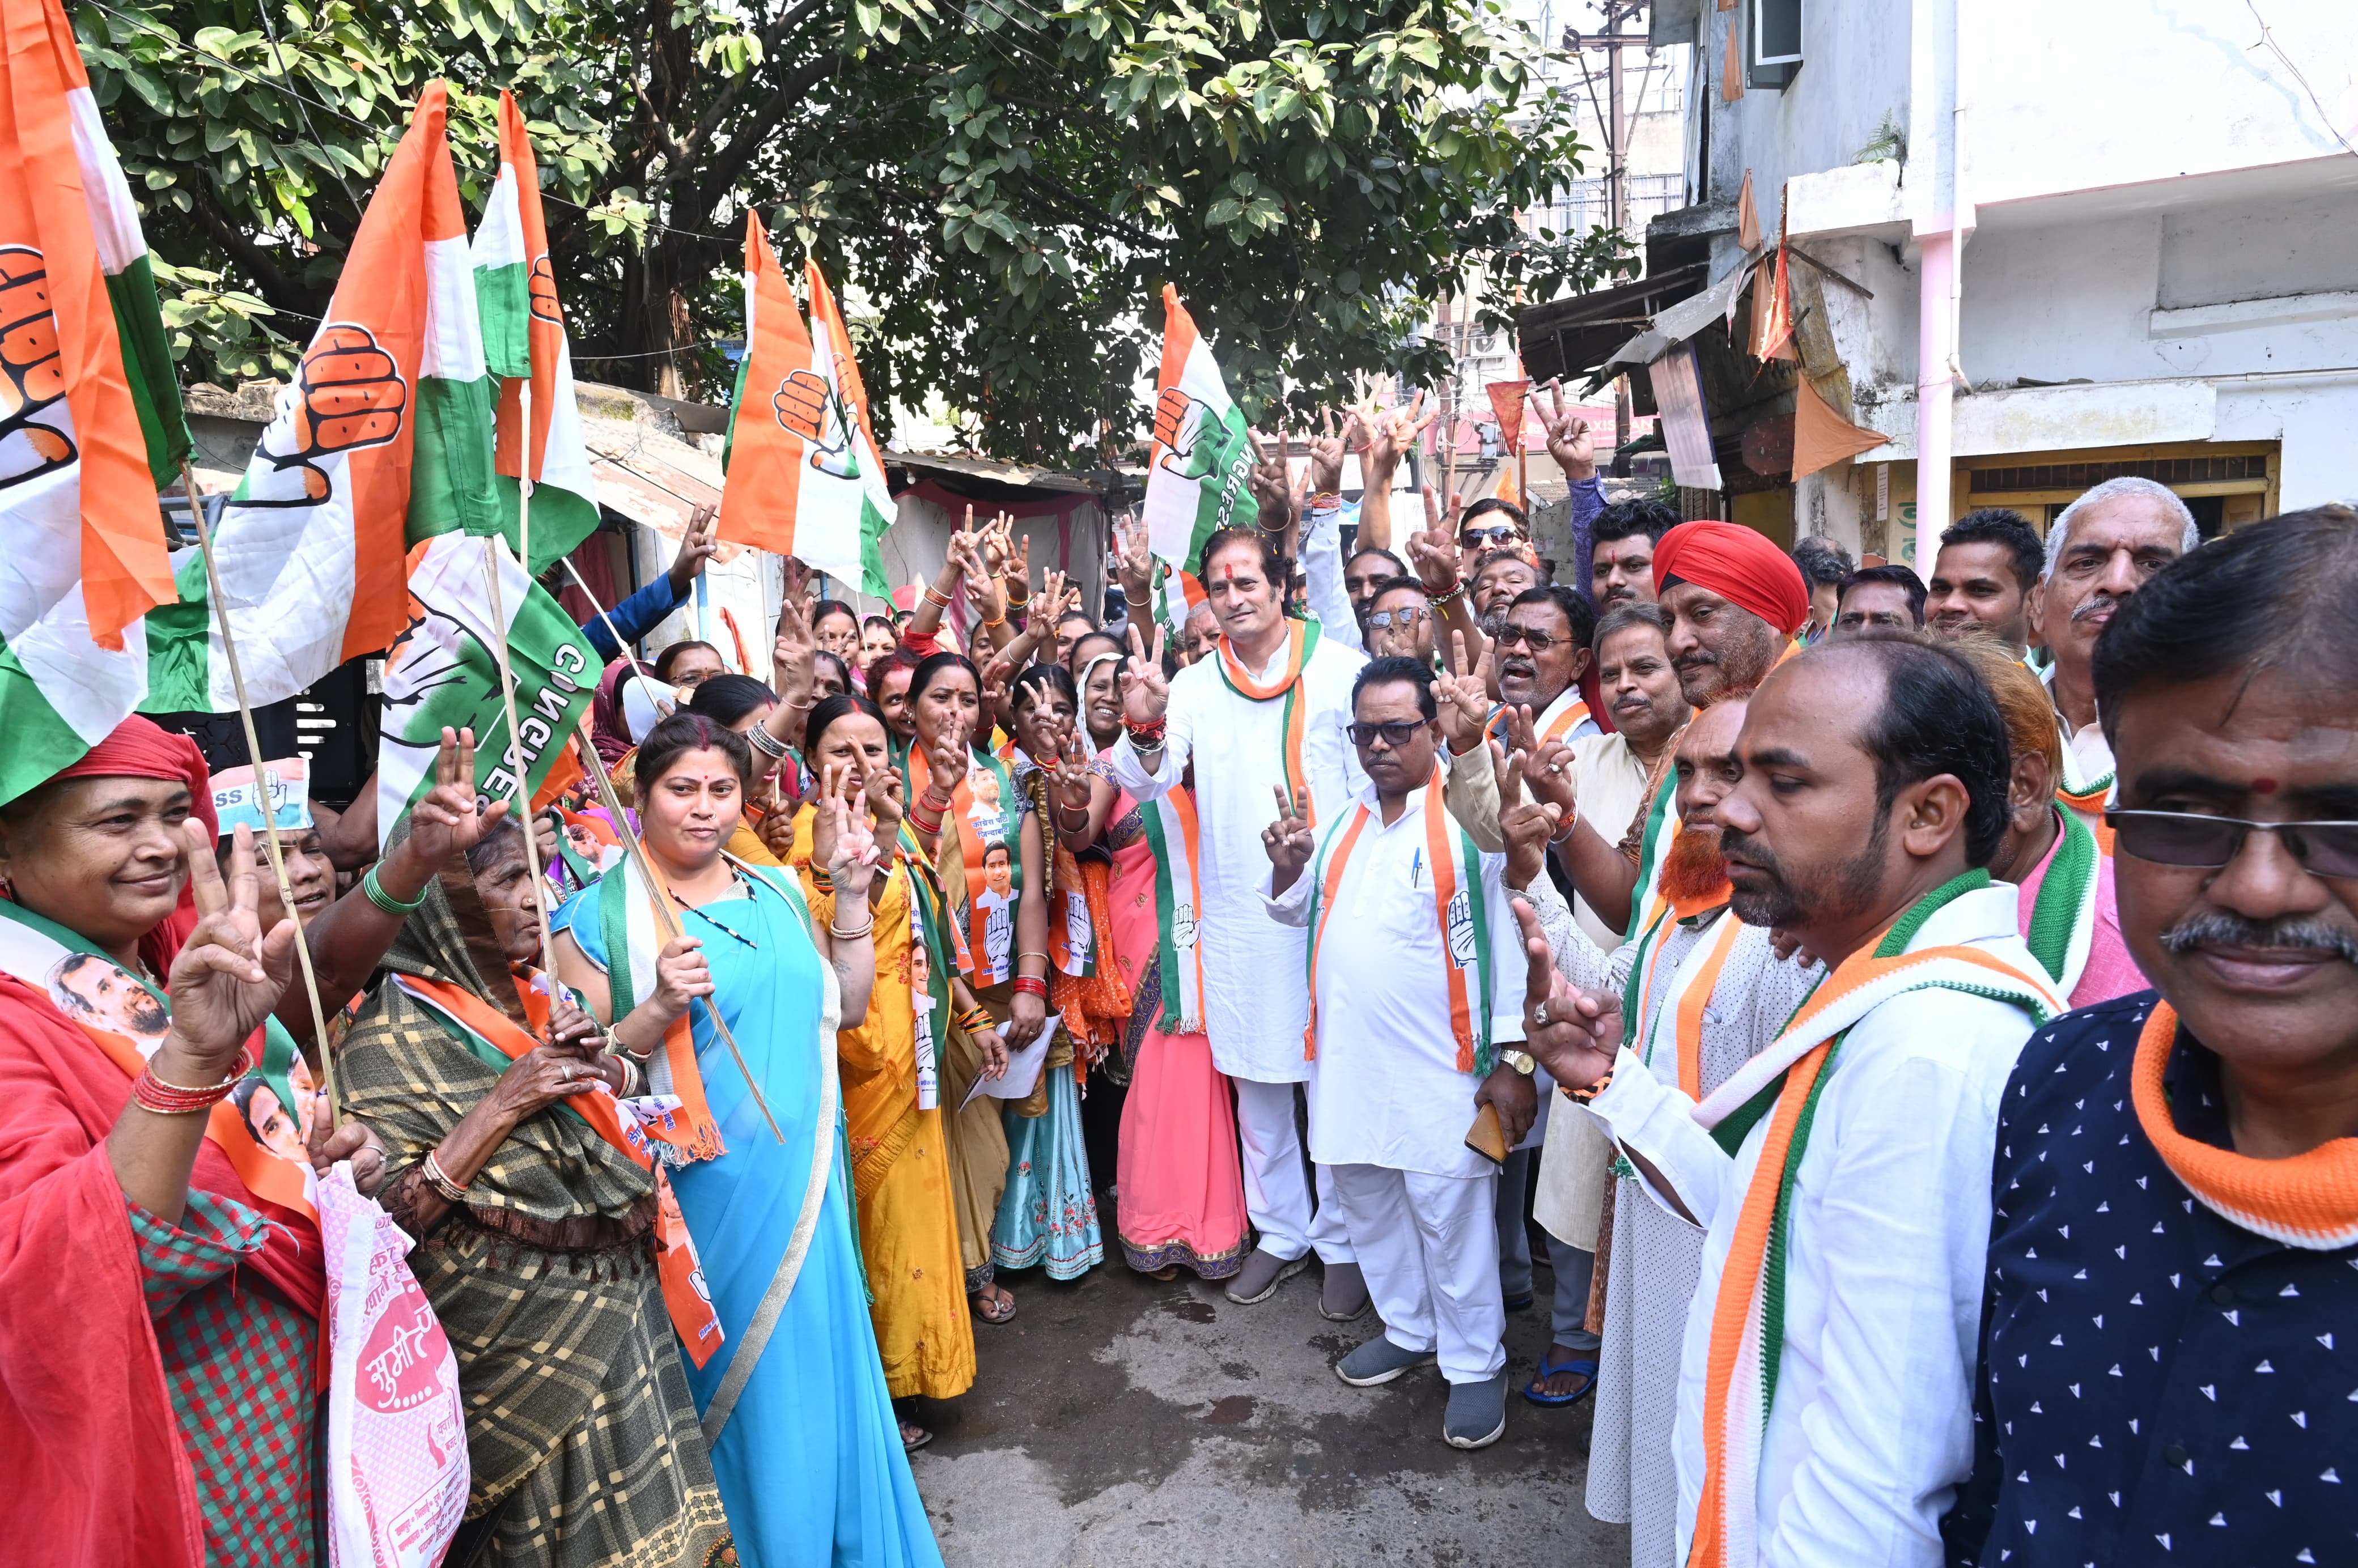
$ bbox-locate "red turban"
[1652,520,1812,636]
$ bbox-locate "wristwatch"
[1500,1048,1537,1076]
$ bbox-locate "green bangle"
[362,864,427,916]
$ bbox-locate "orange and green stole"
[1682,872,2064,1568]
[1215,618,1321,823]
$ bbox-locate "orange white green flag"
[472,90,598,573]
[1143,285,1253,576]
[0,0,188,804]
[716,216,892,594]
[143,82,481,713]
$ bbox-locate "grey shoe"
[1336,1336,1437,1387]
[1444,1372,1509,1449]
[1319,1260,1372,1321]
[1224,1247,1309,1305]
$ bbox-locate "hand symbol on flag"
[0,246,77,491]
[1153,386,1218,482]
[773,368,856,479]
[256,323,409,503]
[528,255,562,328]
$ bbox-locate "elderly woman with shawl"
[0,717,387,1566]
[336,785,734,1567]
[554,712,942,1567]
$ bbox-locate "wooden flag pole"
[178,461,341,1115]
[478,543,558,966]
[569,714,783,1144]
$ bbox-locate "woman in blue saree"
[555,712,941,1568]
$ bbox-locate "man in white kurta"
[1522,640,2058,1567]
[1112,530,1368,1310]
[1262,658,1529,1449]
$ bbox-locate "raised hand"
[1365,390,1438,481]
[1050,721,1096,810]
[405,726,511,869]
[1434,633,1493,754]
[773,560,817,685]
[1118,623,1170,729]
[1405,502,1462,596]
[1030,568,1071,635]
[821,782,880,902]
[1535,380,1598,483]
[1521,733,1580,822]
[305,1090,388,1194]
[1114,510,1154,604]
[668,504,722,591]
[867,764,906,835]
[166,822,300,1072]
[1307,407,1349,496]
[1511,898,1621,1091]
[1492,740,1562,891]
[1261,784,1316,890]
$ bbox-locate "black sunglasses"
[1458,525,1520,549]
[2105,809,2358,878]
[1347,719,1429,749]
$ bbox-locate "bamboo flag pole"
[178,462,342,1114]
[480,384,557,963]
[568,712,783,1144]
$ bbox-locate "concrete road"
[912,1256,1627,1568]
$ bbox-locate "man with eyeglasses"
[2029,477,2199,830]
[1364,577,1437,664]
[1456,498,1530,579]
[1261,656,1532,1451]
[1943,508,2358,1568]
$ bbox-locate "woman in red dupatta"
[0,718,388,1568]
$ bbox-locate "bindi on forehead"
[2252,777,2279,793]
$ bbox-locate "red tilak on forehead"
[1220,561,1240,580]
[2253,777,2279,793]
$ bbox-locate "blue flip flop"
[1522,1350,1597,1406]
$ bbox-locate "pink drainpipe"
[1912,227,1956,572]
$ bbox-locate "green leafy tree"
[77,0,1627,466]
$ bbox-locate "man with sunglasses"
[1365,577,1438,664]
[1456,499,1529,575]
[1262,656,1532,1451]
[1944,508,2358,1568]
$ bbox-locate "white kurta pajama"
[1578,886,2043,1568]
[1583,909,1822,1568]
[1112,627,1367,1264]
[1263,777,1528,1384]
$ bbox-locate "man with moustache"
[1926,509,2044,657]
[1115,528,1372,1318]
[1944,509,2358,1568]
[1262,658,1531,1450]
[1543,521,1809,941]
[1343,547,1410,632]
[1518,635,2062,1568]
[1592,499,1679,610]
[1554,694,1822,1568]
[1435,587,1599,859]
[1364,577,1439,664]
[2031,478,2198,827]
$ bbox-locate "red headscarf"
[46,716,215,976]
[1652,520,1811,636]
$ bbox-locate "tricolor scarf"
[2041,665,2117,843]
[1622,768,1683,946]
[390,968,724,1359]
[907,744,1022,984]
[1215,618,1321,824]
[2132,1002,2358,1250]
[1133,781,1208,1032]
[594,852,729,1162]
[1683,872,2063,1568]
[2022,804,2102,998]
[1303,766,1494,1073]
[1636,908,1745,1100]
[0,897,317,1219]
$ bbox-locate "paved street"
[913,1256,1627,1567]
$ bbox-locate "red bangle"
[1123,715,1168,745]
[1011,975,1049,999]
[132,1047,254,1115]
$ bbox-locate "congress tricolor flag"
[716,216,891,595]
[473,90,599,573]
[0,0,189,803]
[146,82,481,715]
[1143,285,1253,577]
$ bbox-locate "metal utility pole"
[1566,1,1651,457]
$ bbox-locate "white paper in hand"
[960,1011,1061,1113]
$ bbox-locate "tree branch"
[184,181,311,316]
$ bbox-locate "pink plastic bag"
[320,1162,470,1568]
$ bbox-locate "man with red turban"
[1651,520,1810,708]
